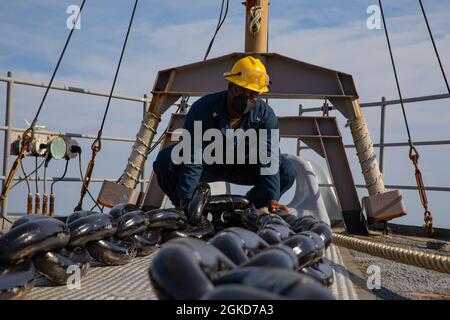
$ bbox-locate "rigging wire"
[0,0,86,223]
[11,158,46,190]
[378,0,434,236]
[75,0,139,211]
[19,162,31,194]
[378,0,413,146]
[43,158,51,196]
[29,0,87,131]
[95,0,139,147]
[51,159,69,194]
[418,0,450,95]
[42,157,51,215]
[203,0,230,61]
[35,156,39,194]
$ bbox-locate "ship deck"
[16,226,450,300]
[26,244,357,300]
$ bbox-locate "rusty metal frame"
[149,52,360,120]
[141,113,369,235]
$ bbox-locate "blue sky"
[0,0,449,228]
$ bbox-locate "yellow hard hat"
[223,56,270,93]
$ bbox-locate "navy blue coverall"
[153,90,296,208]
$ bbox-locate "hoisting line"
[19,162,32,215]
[0,0,86,224]
[418,0,450,95]
[378,0,434,236]
[50,159,69,217]
[204,0,229,61]
[74,0,139,212]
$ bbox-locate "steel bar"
[1,72,13,218]
[297,139,450,150]
[317,183,450,193]
[0,75,146,103]
[301,93,450,113]
[379,97,386,173]
[0,176,144,183]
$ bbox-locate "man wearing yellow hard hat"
[154,56,295,213]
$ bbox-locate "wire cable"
[34,157,39,194]
[0,0,85,222]
[75,0,139,212]
[19,162,31,194]
[11,158,46,189]
[378,0,414,147]
[51,159,69,194]
[95,0,139,146]
[203,0,229,61]
[29,0,87,130]
[418,0,450,94]
[379,0,435,236]
[43,158,50,195]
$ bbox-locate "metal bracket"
[362,190,407,224]
[96,180,140,208]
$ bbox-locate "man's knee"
[153,144,175,176]
[280,154,296,190]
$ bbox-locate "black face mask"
[230,95,257,116]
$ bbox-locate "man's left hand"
[268,200,289,213]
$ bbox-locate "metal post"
[1,72,13,218]
[348,99,386,195]
[245,0,269,53]
[140,94,148,193]
[379,96,386,173]
[297,104,303,156]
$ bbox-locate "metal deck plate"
[25,245,357,300]
[27,255,157,300]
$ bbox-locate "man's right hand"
[268,199,289,213]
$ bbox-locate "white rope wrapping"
[349,116,386,195]
[249,5,263,35]
[120,111,161,188]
